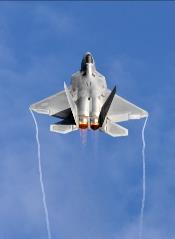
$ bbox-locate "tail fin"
[101,119,128,137]
[64,82,79,127]
[98,86,116,127]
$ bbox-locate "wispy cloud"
[0,4,175,239]
[33,5,76,36]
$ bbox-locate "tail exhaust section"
[90,117,100,130]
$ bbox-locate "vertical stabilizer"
[98,86,116,127]
[64,82,79,127]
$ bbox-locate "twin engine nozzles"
[79,116,100,130]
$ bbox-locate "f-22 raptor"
[30,52,148,137]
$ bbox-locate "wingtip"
[143,110,149,118]
[29,105,33,111]
[64,81,67,89]
[29,103,37,112]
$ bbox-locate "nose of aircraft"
[84,52,94,63]
[80,52,95,72]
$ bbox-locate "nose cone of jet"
[85,51,92,56]
[80,52,95,71]
[84,52,94,63]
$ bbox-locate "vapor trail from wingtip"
[29,108,52,239]
[139,116,148,239]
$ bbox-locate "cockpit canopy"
[80,52,95,71]
[85,53,93,63]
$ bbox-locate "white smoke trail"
[139,116,148,239]
[29,109,52,239]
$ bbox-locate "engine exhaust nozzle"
[90,117,100,130]
[79,116,88,129]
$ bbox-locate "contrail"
[139,116,148,239]
[29,109,52,239]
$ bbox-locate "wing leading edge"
[30,90,70,116]
[99,89,148,137]
[30,89,78,134]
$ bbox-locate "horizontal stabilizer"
[101,119,128,137]
[50,124,77,134]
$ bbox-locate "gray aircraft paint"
[30,52,148,137]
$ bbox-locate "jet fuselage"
[71,52,107,130]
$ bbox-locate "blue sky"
[1,2,175,239]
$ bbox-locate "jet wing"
[105,90,148,123]
[30,90,70,116]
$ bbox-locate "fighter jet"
[30,52,148,137]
